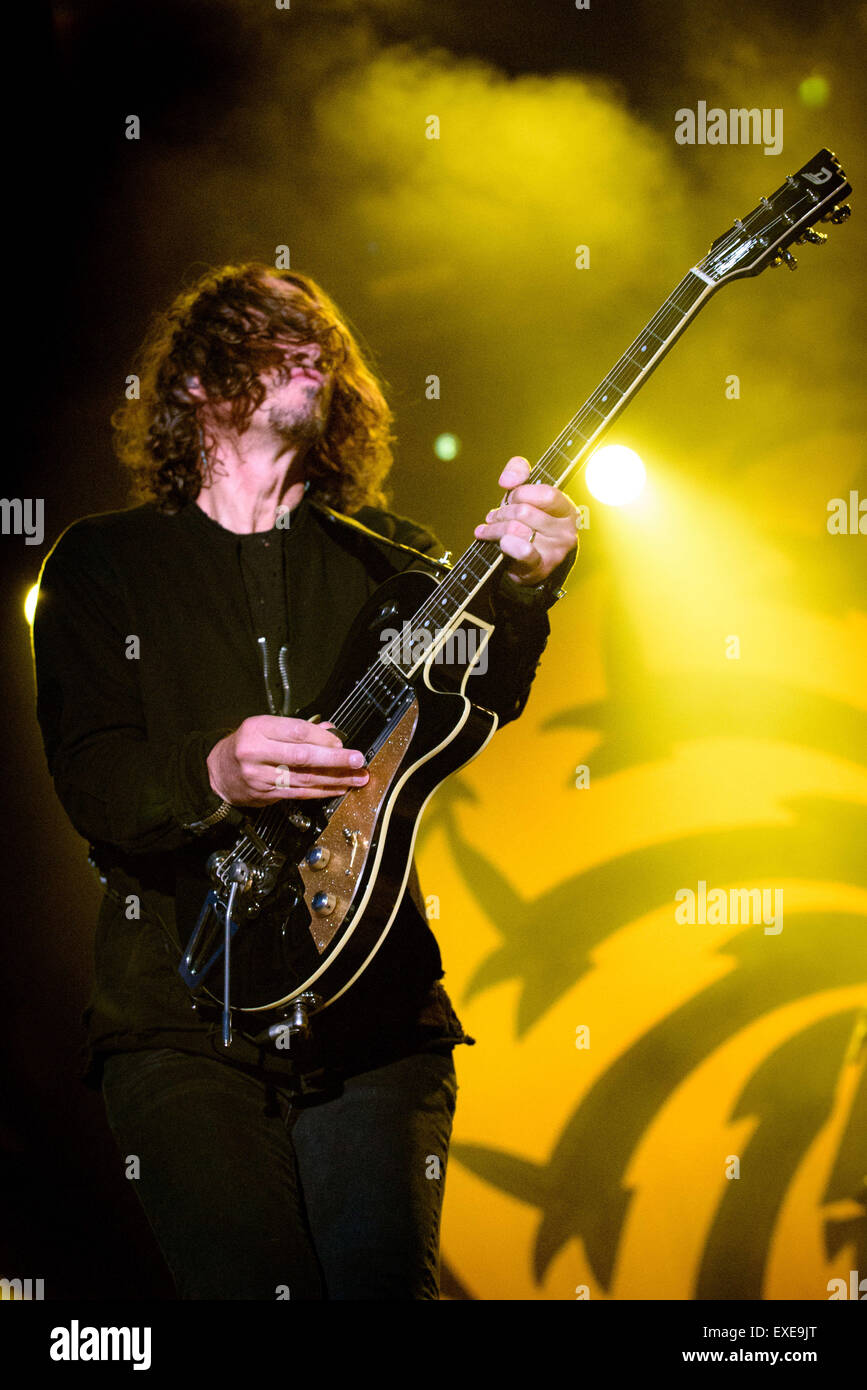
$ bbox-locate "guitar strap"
[308,499,454,581]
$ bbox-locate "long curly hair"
[113,263,395,514]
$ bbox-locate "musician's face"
[256,278,334,443]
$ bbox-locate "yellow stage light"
[24,583,39,626]
[585,445,647,506]
[434,433,461,461]
[798,75,830,107]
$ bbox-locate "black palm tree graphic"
[550,675,867,781]
[821,1035,867,1272]
[450,911,866,1290]
[425,794,867,1034]
[697,1008,865,1299]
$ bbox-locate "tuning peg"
[822,203,851,223]
[781,250,798,270]
[799,228,828,245]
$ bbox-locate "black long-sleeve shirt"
[32,491,575,1095]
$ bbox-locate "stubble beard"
[268,382,332,448]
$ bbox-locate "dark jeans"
[101,1045,458,1300]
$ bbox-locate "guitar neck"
[384,264,717,671]
[515,266,714,494]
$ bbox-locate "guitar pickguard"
[299,696,419,953]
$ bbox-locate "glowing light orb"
[24,583,39,625]
[585,445,646,506]
[798,76,830,108]
[434,433,461,461]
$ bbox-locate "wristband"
[185,798,233,834]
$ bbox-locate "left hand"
[474,456,579,585]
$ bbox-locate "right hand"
[207,715,369,806]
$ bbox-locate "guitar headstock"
[699,148,852,284]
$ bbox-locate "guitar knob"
[782,250,798,270]
[312,890,336,914]
[822,203,851,223]
[267,992,321,1041]
[305,845,331,869]
[801,228,827,245]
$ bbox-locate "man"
[33,263,578,1300]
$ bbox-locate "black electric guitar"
[179,147,852,1042]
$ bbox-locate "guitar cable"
[222,860,250,1047]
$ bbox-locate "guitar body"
[182,567,499,1025]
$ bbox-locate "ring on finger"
[275,765,291,789]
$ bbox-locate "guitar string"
[221,189,828,868]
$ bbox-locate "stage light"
[585,445,646,506]
[798,75,830,107]
[24,584,39,625]
[434,433,461,461]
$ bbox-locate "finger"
[497,456,531,491]
[253,715,344,746]
[498,483,575,517]
[255,772,371,802]
[260,737,368,770]
[474,514,550,547]
[498,532,538,563]
[267,768,370,791]
[476,501,552,535]
[292,718,347,744]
